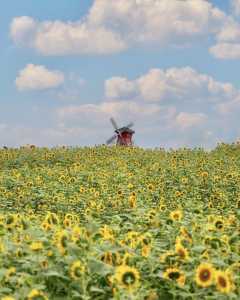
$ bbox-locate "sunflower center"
[122,272,136,285]
[218,276,227,288]
[6,216,14,225]
[169,271,180,280]
[143,238,150,245]
[200,269,210,281]
[74,267,82,277]
[178,249,185,258]
[215,221,223,229]
[61,236,68,247]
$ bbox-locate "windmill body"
[115,127,134,146]
[106,118,135,146]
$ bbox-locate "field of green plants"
[0,144,239,300]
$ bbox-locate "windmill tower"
[106,118,135,146]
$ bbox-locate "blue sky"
[1,0,240,148]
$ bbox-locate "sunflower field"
[0,144,239,300]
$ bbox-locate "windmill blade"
[110,117,119,131]
[126,122,134,128]
[106,134,117,145]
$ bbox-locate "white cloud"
[10,16,37,47]
[34,22,127,55]
[209,42,240,59]
[57,101,162,124]
[10,0,227,55]
[175,112,207,130]
[216,19,240,42]
[232,0,240,16]
[210,17,240,59]
[105,77,137,99]
[10,17,126,55]
[105,67,237,104]
[16,64,65,91]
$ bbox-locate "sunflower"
[147,184,154,191]
[201,171,209,178]
[55,230,69,254]
[113,265,140,290]
[15,248,24,258]
[163,267,186,287]
[195,263,215,288]
[145,209,159,226]
[228,262,240,273]
[63,218,72,228]
[215,270,233,294]
[100,251,121,266]
[141,244,151,257]
[227,214,237,226]
[200,249,211,260]
[175,243,189,261]
[99,225,114,241]
[124,231,139,248]
[79,186,85,193]
[117,190,123,196]
[181,177,188,184]
[145,291,159,300]
[170,210,183,222]
[30,241,43,251]
[208,201,214,209]
[40,260,48,269]
[160,250,175,263]
[47,250,53,257]
[27,289,48,300]
[128,195,136,208]
[90,187,95,194]
[128,183,134,189]
[1,297,15,300]
[5,214,17,230]
[70,261,85,280]
[213,217,225,231]
[175,191,182,197]
[121,252,133,265]
[5,267,16,281]
[179,227,192,244]
[131,191,136,197]
[237,199,240,209]
[45,212,59,226]
[94,191,100,197]
[158,203,166,212]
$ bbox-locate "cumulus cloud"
[16,64,64,91]
[57,101,163,127]
[175,112,207,130]
[210,16,240,59]
[10,17,127,55]
[105,77,137,99]
[10,0,227,55]
[10,16,37,47]
[232,0,240,16]
[209,42,240,59]
[105,67,237,105]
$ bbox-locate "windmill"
[106,118,135,146]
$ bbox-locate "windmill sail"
[110,118,119,130]
[106,134,117,145]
